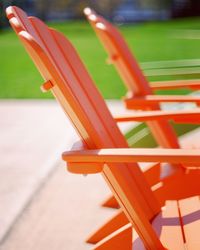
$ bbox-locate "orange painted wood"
[101,195,120,208]
[152,169,200,206]
[125,95,200,109]
[93,224,132,250]
[62,148,200,165]
[179,196,200,250]
[101,162,162,210]
[67,141,103,174]
[115,109,200,124]
[150,79,200,91]
[40,80,54,92]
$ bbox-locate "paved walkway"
[0,100,133,250]
[0,100,77,242]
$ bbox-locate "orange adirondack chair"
[84,7,200,209]
[83,7,200,137]
[6,6,200,249]
[84,7,200,109]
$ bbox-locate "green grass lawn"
[1,18,200,98]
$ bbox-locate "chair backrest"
[84,8,151,96]
[7,6,165,249]
[84,8,182,150]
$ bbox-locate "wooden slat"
[62,148,200,165]
[7,6,44,48]
[179,196,200,250]
[115,109,200,124]
[125,95,200,107]
[150,79,200,90]
[50,28,128,148]
[153,200,185,250]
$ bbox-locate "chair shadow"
[132,207,200,249]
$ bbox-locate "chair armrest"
[62,148,200,174]
[124,95,200,109]
[150,79,200,90]
[114,109,200,124]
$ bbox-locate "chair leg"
[86,210,128,244]
[101,163,162,208]
[101,195,119,208]
[92,224,132,250]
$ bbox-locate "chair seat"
[133,196,200,249]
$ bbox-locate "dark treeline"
[1,0,200,30]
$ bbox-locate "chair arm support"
[114,109,200,124]
[62,148,200,174]
[150,79,200,90]
[124,95,200,109]
[63,140,104,174]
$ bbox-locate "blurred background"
[1,0,200,24]
[1,0,200,99]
